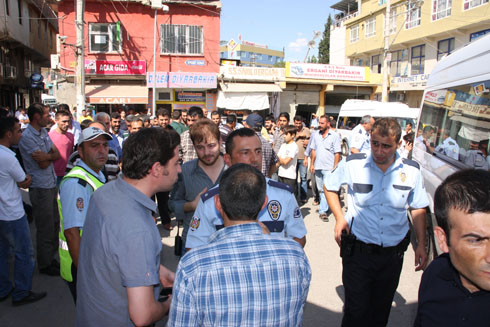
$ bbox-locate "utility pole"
[75,0,85,118]
[381,0,391,102]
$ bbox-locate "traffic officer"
[186,128,307,250]
[58,126,111,302]
[349,115,375,154]
[325,118,429,327]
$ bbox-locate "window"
[89,23,122,53]
[470,29,490,42]
[411,45,425,75]
[371,54,381,73]
[463,0,489,10]
[365,17,376,38]
[406,1,421,29]
[161,24,203,55]
[350,25,359,43]
[432,0,452,21]
[17,0,21,24]
[388,7,397,35]
[437,38,454,60]
[390,49,409,77]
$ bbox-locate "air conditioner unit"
[151,0,162,9]
[158,91,172,101]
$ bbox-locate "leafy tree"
[318,15,332,64]
[273,61,286,68]
[307,56,318,63]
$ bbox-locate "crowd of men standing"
[0,103,488,326]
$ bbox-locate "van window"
[416,80,490,169]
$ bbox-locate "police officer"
[435,129,459,160]
[58,126,111,302]
[325,118,429,327]
[349,115,375,154]
[186,128,306,250]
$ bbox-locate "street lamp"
[304,30,321,62]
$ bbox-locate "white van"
[412,33,490,255]
[41,94,57,106]
[335,99,419,155]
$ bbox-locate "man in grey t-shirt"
[76,128,180,326]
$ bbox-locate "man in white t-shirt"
[277,125,299,191]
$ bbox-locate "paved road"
[1,196,423,326]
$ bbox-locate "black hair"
[403,132,415,144]
[225,128,257,155]
[27,103,45,121]
[283,125,297,136]
[172,110,181,120]
[0,117,19,138]
[80,119,92,130]
[211,111,220,117]
[122,127,180,179]
[58,104,70,112]
[157,108,170,118]
[434,169,490,244]
[278,112,290,122]
[226,114,237,124]
[111,112,121,120]
[55,110,70,119]
[265,114,274,122]
[188,106,203,118]
[293,115,303,122]
[371,117,402,142]
[219,163,266,221]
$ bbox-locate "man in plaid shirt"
[179,107,204,163]
[168,164,311,327]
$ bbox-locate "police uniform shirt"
[350,124,371,153]
[186,179,307,249]
[60,161,106,230]
[325,152,429,247]
[435,137,459,160]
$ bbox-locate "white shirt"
[0,145,26,221]
[350,124,371,153]
[278,142,298,179]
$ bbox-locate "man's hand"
[309,163,315,174]
[302,159,308,167]
[17,174,32,189]
[159,265,175,287]
[334,217,349,247]
[31,150,50,163]
[414,243,428,271]
[184,187,208,213]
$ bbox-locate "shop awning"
[217,91,270,111]
[85,85,148,104]
[219,82,282,93]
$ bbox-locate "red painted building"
[57,0,221,113]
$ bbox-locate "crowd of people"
[0,103,488,326]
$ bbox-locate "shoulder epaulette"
[77,179,88,187]
[267,179,294,193]
[200,186,220,202]
[358,129,363,134]
[346,153,367,162]
[402,158,420,169]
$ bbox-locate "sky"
[220,0,337,62]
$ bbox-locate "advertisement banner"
[146,72,217,89]
[175,91,206,102]
[390,74,430,91]
[220,66,285,81]
[286,62,367,82]
[85,60,146,75]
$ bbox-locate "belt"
[353,232,410,255]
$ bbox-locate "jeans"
[315,170,330,214]
[296,159,308,201]
[0,215,35,301]
[29,187,60,269]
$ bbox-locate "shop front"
[146,72,218,114]
[390,74,429,108]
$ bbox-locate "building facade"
[56,0,220,114]
[0,0,57,110]
[220,39,284,67]
[332,0,490,107]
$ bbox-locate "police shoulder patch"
[200,186,220,202]
[267,200,282,220]
[76,197,84,212]
[268,179,293,193]
[402,158,420,169]
[294,206,301,219]
[190,216,200,230]
[346,153,367,162]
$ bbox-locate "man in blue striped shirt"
[168,164,311,327]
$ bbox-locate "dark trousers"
[341,249,404,327]
[156,191,171,225]
[66,263,77,303]
[278,176,296,192]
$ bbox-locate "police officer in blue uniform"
[325,118,429,327]
[349,115,375,154]
[186,128,307,250]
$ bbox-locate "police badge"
[76,197,84,212]
[267,200,282,220]
[190,216,200,230]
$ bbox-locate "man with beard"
[48,110,74,185]
[170,119,225,251]
[110,112,125,148]
[179,106,204,163]
[325,118,429,327]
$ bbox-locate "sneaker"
[12,291,47,306]
[320,213,329,222]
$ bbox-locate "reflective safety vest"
[58,166,104,282]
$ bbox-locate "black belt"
[353,232,410,255]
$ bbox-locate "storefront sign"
[146,72,217,89]
[185,60,206,66]
[85,60,146,75]
[175,91,206,102]
[88,97,146,104]
[424,89,449,105]
[390,74,429,91]
[286,63,367,82]
[220,66,285,82]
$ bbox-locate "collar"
[26,124,42,136]
[208,222,264,244]
[115,178,157,212]
[0,144,15,156]
[77,160,106,183]
[365,151,403,173]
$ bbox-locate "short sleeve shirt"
[0,145,26,221]
[18,124,56,188]
[309,130,341,170]
[48,130,74,177]
[278,142,298,179]
[325,153,429,246]
[350,124,371,153]
[295,127,311,160]
[186,179,307,249]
